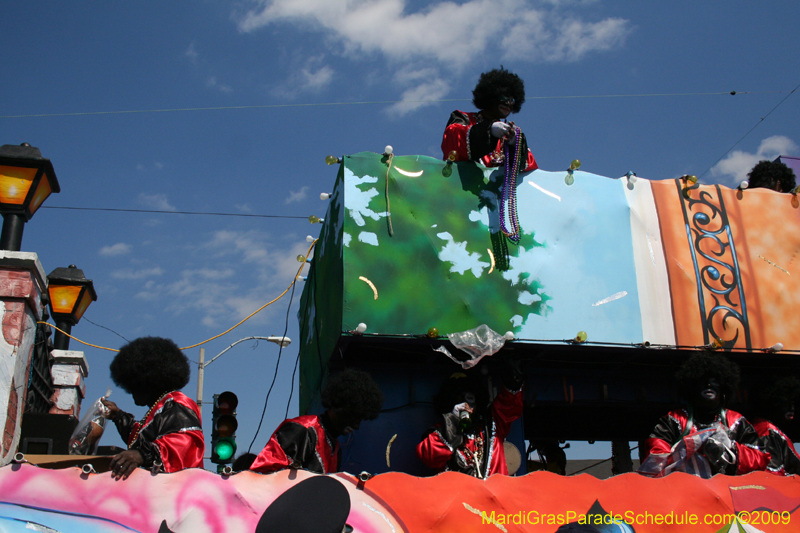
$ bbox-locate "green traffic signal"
[211,391,239,464]
[214,437,237,462]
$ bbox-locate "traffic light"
[211,391,238,466]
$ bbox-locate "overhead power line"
[0,90,786,119]
[699,81,800,178]
[41,205,307,219]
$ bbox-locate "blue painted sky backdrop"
[3,1,799,465]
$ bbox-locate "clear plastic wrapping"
[638,423,734,478]
[68,391,111,455]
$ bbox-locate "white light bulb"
[320,192,332,200]
[769,342,784,353]
[740,180,749,190]
[384,145,393,155]
[504,331,515,341]
[355,323,367,333]
[306,235,314,242]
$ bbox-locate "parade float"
[3,152,800,532]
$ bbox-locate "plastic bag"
[439,324,507,369]
[68,390,111,455]
[638,422,735,478]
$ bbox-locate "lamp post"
[196,335,291,416]
[0,143,60,251]
[46,265,97,350]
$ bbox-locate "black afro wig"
[321,368,384,421]
[748,160,797,193]
[675,352,740,403]
[109,336,191,396]
[472,67,525,113]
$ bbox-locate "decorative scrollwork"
[676,180,751,350]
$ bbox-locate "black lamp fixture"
[0,143,61,251]
[47,265,97,350]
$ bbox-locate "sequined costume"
[250,414,340,474]
[441,111,538,172]
[641,408,767,475]
[416,387,523,478]
[111,391,204,473]
[752,418,800,476]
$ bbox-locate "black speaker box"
[19,413,78,455]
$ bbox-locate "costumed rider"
[749,375,800,476]
[639,352,767,477]
[102,337,204,480]
[746,159,797,193]
[250,368,384,474]
[416,356,524,478]
[441,67,538,173]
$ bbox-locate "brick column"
[0,251,46,465]
[49,350,88,417]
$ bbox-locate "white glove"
[491,121,511,138]
[451,402,472,418]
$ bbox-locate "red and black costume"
[642,408,768,475]
[442,111,538,173]
[251,414,340,474]
[111,391,204,473]
[752,418,800,476]
[416,387,523,478]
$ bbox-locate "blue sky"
[3,1,799,465]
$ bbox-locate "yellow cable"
[37,239,318,353]
[37,322,120,352]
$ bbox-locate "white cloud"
[285,186,309,204]
[134,230,311,327]
[387,68,451,116]
[237,0,630,68]
[502,14,630,62]
[207,76,233,93]
[710,135,798,187]
[136,162,163,171]
[300,65,334,92]
[138,193,176,211]
[186,42,199,64]
[112,267,164,280]
[272,57,335,98]
[99,243,132,257]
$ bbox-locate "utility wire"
[0,90,783,120]
[41,205,308,219]
[81,316,130,343]
[248,276,297,452]
[699,81,800,179]
[36,239,317,353]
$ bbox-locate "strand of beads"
[499,126,522,244]
[128,391,173,448]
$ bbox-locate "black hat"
[255,476,351,533]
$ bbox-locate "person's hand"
[109,449,144,480]
[703,433,736,473]
[101,398,120,420]
[490,121,511,139]
[506,121,518,145]
[451,402,473,418]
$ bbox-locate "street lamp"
[47,265,97,350]
[196,335,291,416]
[0,143,60,251]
